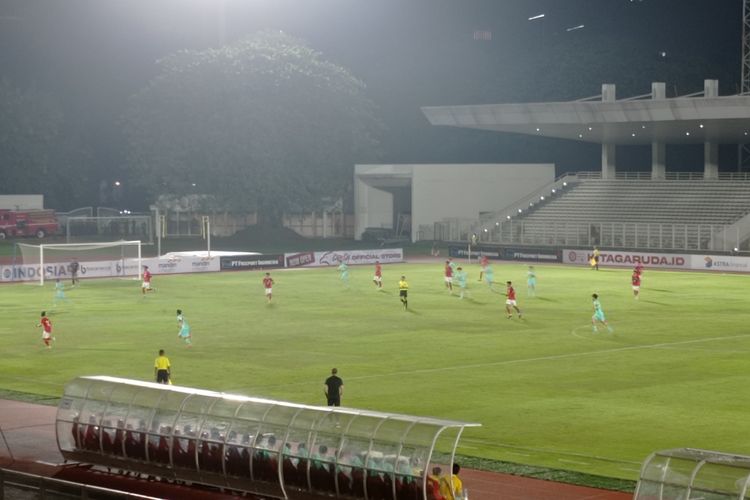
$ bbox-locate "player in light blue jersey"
[176,309,192,347]
[483,264,495,290]
[53,278,69,306]
[591,294,613,333]
[456,267,469,299]
[338,260,349,287]
[527,266,536,297]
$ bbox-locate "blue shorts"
[527,278,536,286]
[179,327,191,337]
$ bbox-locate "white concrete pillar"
[602,83,616,102]
[652,142,666,179]
[704,141,719,179]
[600,84,617,179]
[704,79,719,98]
[652,82,666,99]
[651,83,667,179]
[602,143,616,179]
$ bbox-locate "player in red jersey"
[631,270,641,300]
[444,260,454,293]
[478,255,489,282]
[263,272,274,303]
[37,311,54,349]
[141,265,153,295]
[373,261,383,289]
[504,281,522,319]
[635,263,644,276]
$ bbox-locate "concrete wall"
[355,164,555,241]
[354,164,406,239]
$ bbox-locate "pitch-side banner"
[0,255,219,282]
[284,248,404,268]
[562,249,691,269]
[690,254,750,272]
[141,255,220,275]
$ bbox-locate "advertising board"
[690,254,750,272]
[284,248,404,268]
[1,255,220,282]
[563,249,691,269]
[220,254,285,270]
[449,246,560,262]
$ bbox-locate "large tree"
[0,79,97,210]
[123,31,383,221]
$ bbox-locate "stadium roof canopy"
[421,80,750,178]
[421,80,750,145]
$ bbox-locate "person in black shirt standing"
[324,368,343,407]
[69,258,80,286]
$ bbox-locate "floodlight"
[578,134,583,138]
[528,13,545,21]
[535,127,541,132]
[505,216,510,220]
[540,196,545,201]
[685,132,690,136]
[551,189,556,194]
[114,181,121,186]
[734,247,740,252]
[562,182,568,187]
[699,124,704,129]
[483,228,488,233]
[517,209,522,213]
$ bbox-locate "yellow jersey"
[398,280,408,290]
[154,355,170,370]
[439,474,463,500]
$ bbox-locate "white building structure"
[354,163,554,242]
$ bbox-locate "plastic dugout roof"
[60,375,481,430]
[57,376,481,497]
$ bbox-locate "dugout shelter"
[56,376,480,500]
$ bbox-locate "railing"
[426,172,750,248]
[478,172,587,227]
[0,467,159,499]
[478,220,738,252]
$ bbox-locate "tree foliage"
[123,31,383,221]
[0,80,97,209]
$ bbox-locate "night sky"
[0,0,743,185]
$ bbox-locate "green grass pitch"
[2,261,750,481]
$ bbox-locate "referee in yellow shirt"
[154,349,171,384]
[398,275,408,310]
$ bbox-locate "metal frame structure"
[56,376,480,500]
[634,448,750,499]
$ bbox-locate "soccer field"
[2,261,750,481]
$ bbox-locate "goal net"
[15,240,142,285]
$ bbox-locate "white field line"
[558,459,590,465]
[458,437,641,466]
[345,334,750,382]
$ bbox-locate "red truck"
[0,210,59,239]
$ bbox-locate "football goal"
[15,240,142,285]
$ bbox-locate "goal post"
[15,240,142,285]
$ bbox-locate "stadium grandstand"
[422,80,750,252]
